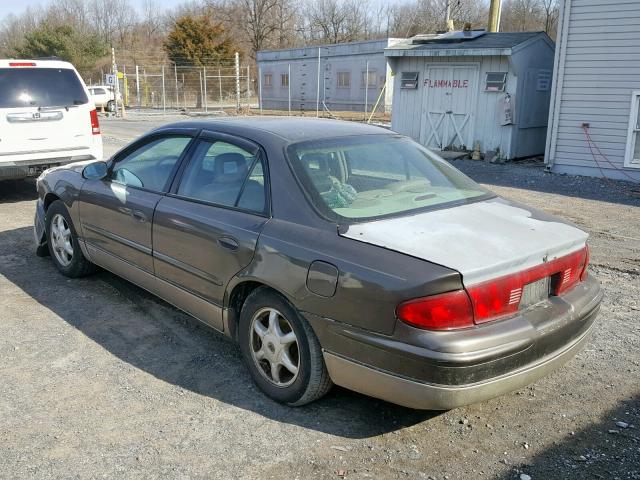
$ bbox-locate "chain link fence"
[97,53,256,113]
[95,51,388,124]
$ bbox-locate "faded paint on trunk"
[341,198,588,286]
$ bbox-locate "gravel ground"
[0,118,638,479]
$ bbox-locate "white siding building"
[257,39,401,113]
[545,0,640,182]
[386,31,555,160]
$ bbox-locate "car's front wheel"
[46,200,96,278]
[238,287,332,406]
[106,100,115,112]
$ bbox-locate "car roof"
[0,59,77,70]
[157,117,393,142]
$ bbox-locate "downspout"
[545,0,571,170]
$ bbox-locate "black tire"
[106,100,115,112]
[238,287,332,406]
[45,200,97,278]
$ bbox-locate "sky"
[0,0,186,19]
[1,0,407,21]
[0,0,406,20]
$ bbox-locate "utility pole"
[488,0,502,32]
[111,46,125,117]
[235,52,241,112]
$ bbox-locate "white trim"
[623,90,640,169]
[545,0,571,167]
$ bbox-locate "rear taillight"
[580,245,590,281]
[9,62,36,67]
[90,109,100,135]
[398,246,589,331]
[396,290,474,330]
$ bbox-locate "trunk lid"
[340,198,588,286]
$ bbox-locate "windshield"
[0,68,88,108]
[286,135,492,222]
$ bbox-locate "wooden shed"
[386,31,555,160]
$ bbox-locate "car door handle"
[217,236,239,251]
[131,210,147,223]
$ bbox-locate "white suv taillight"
[90,109,100,135]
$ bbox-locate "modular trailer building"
[257,39,401,113]
[385,31,555,160]
[545,0,640,182]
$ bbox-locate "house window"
[337,71,350,88]
[263,73,272,87]
[485,72,507,92]
[281,73,289,87]
[361,70,377,88]
[624,90,640,168]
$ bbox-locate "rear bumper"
[308,275,602,409]
[0,138,102,180]
[0,155,97,180]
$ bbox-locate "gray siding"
[546,0,640,181]
[510,37,555,157]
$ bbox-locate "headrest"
[214,153,248,178]
[301,152,329,172]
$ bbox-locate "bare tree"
[539,0,559,36]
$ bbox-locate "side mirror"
[82,161,108,180]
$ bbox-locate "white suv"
[0,59,103,181]
[88,85,121,112]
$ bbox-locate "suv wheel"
[46,200,97,277]
[238,287,332,406]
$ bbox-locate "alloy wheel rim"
[250,307,300,387]
[50,214,73,267]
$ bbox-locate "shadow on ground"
[0,226,436,439]
[451,159,640,207]
[0,179,37,203]
[498,395,639,479]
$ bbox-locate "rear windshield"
[286,135,492,222]
[0,68,88,108]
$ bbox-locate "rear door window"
[177,140,267,213]
[0,68,88,108]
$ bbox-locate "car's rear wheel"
[238,287,332,406]
[46,200,96,278]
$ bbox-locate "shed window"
[361,70,377,88]
[263,73,272,87]
[281,73,289,87]
[624,91,640,168]
[485,72,507,92]
[337,71,350,88]
[400,72,419,89]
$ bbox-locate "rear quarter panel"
[228,219,462,336]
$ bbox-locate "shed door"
[420,65,478,150]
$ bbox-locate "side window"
[112,135,191,192]
[177,140,267,213]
